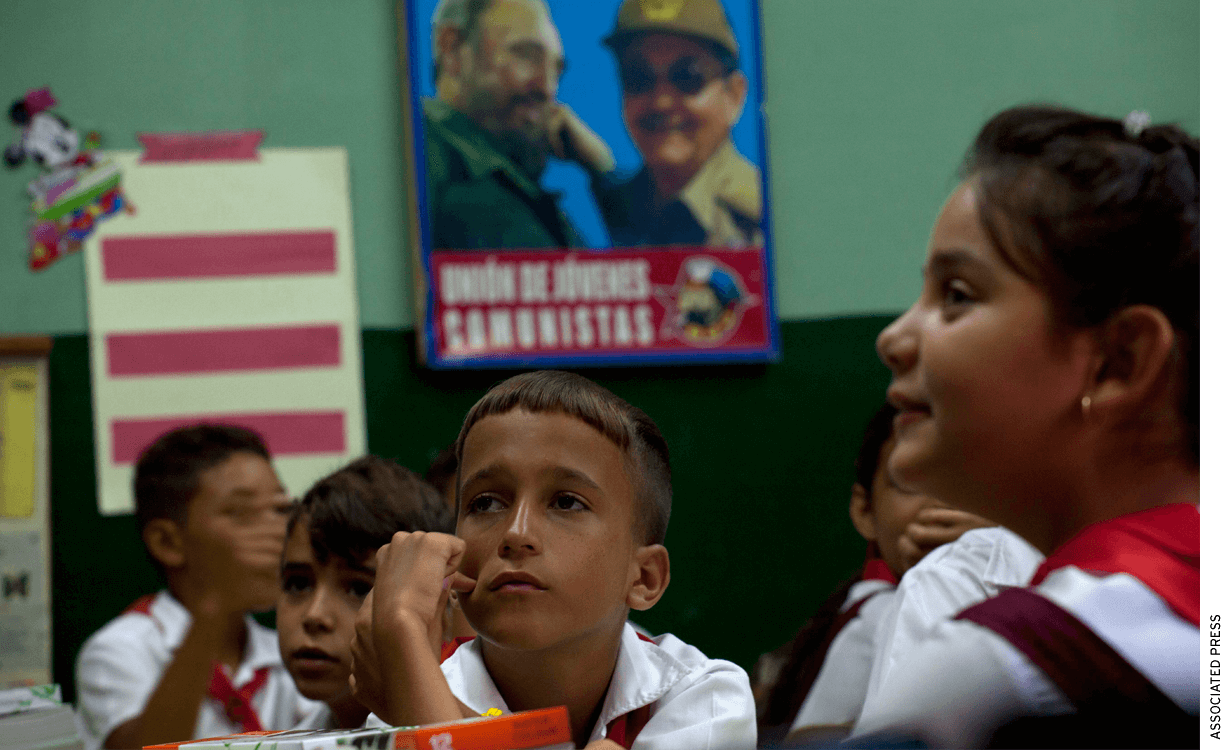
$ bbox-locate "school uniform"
[76,591,319,750]
[785,559,897,738]
[441,623,756,749]
[857,527,1044,718]
[850,505,1198,748]
[292,702,341,731]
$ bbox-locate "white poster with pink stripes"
[83,147,367,515]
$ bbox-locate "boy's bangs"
[457,371,672,546]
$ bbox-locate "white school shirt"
[75,590,320,750]
[857,527,1044,718]
[850,567,1199,748]
[293,702,342,731]
[440,623,756,749]
[787,578,895,735]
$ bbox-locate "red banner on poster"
[429,248,772,363]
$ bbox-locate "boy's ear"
[626,544,670,611]
[143,519,187,570]
[849,482,877,543]
[1084,305,1177,418]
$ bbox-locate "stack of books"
[0,684,84,750]
[144,705,574,749]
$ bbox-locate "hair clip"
[1123,110,1151,138]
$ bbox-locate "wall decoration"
[83,144,367,515]
[402,0,779,367]
[3,88,133,271]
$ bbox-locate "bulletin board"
[82,147,368,515]
[0,337,52,688]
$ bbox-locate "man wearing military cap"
[587,0,764,248]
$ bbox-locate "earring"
[1080,395,1092,418]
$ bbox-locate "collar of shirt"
[443,622,691,744]
[148,590,285,686]
[677,140,762,233]
[1029,504,1198,625]
[423,98,546,200]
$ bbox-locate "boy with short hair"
[76,425,317,750]
[351,371,756,749]
[277,455,461,730]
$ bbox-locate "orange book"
[395,706,571,749]
[142,706,573,749]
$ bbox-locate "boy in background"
[277,455,461,729]
[351,371,756,749]
[754,404,1006,745]
[76,425,317,750]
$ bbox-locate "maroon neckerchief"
[1029,503,1198,625]
[861,555,899,585]
[208,664,269,732]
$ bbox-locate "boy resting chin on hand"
[351,371,756,749]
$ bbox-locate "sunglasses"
[618,56,729,97]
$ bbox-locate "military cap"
[603,0,739,61]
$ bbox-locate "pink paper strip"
[101,231,336,280]
[111,411,347,465]
[107,324,341,377]
[25,88,57,115]
[137,131,264,162]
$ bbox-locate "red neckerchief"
[861,554,899,585]
[123,594,157,616]
[441,635,477,663]
[1029,503,1198,626]
[208,664,269,732]
[605,632,657,749]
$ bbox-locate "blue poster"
[404,0,780,367]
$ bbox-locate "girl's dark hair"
[288,456,453,567]
[755,403,898,739]
[965,105,1199,462]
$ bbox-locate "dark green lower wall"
[49,316,895,701]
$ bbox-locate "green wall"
[0,0,1198,703]
[0,0,1198,332]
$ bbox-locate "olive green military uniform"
[423,98,584,250]
[593,140,763,247]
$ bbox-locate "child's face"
[875,181,1093,524]
[277,520,375,703]
[455,409,642,651]
[180,451,291,611]
[851,447,948,578]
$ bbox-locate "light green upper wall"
[0,0,1197,334]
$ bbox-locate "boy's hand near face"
[897,508,995,571]
[351,531,476,726]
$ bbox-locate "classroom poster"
[403,0,780,367]
[0,357,52,687]
[83,148,367,516]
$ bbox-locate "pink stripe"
[111,411,347,465]
[102,231,336,280]
[107,324,341,376]
[137,131,264,162]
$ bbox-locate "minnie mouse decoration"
[5,87,132,271]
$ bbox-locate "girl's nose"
[876,305,919,374]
